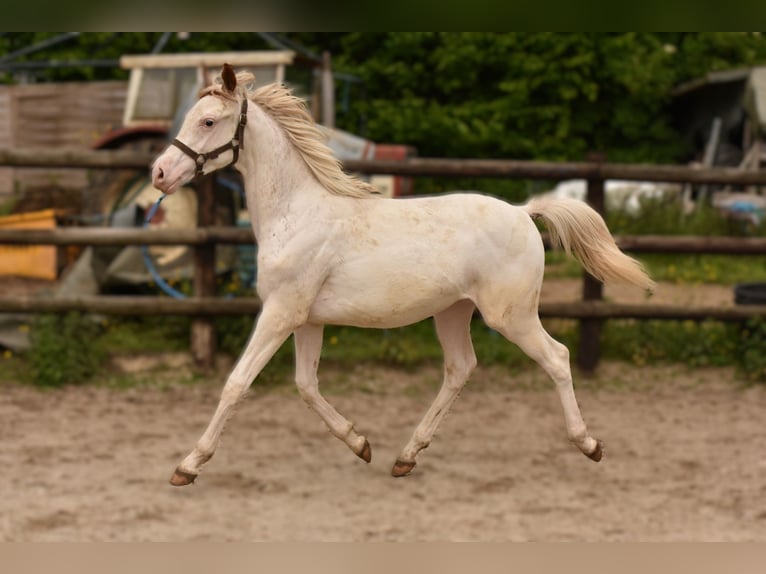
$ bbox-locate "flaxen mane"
[202,72,378,199]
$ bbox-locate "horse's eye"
[204,119,215,127]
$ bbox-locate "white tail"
[524,195,655,292]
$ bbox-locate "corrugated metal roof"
[671,67,751,97]
[745,67,766,134]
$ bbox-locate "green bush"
[599,318,766,383]
[737,318,766,383]
[606,196,764,237]
[28,312,106,387]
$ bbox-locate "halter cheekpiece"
[172,97,248,177]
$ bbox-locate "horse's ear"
[221,63,237,93]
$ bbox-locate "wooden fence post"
[191,174,217,368]
[578,162,606,372]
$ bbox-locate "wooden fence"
[2,147,766,370]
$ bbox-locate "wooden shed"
[0,81,127,198]
[672,66,766,171]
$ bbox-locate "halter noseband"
[171,97,248,178]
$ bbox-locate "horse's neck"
[239,112,326,243]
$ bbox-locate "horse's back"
[363,191,533,241]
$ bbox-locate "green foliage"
[602,319,735,368]
[215,315,253,357]
[643,253,766,285]
[606,196,764,237]
[737,318,766,383]
[304,32,766,167]
[28,312,106,387]
[99,315,190,353]
[311,322,444,368]
[17,308,766,388]
[600,318,766,383]
[6,32,766,168]
[671,32,766,81]
[301,32,766,165]
[213,317,531,373]
[0,195,18,216]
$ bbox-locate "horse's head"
[152,64,248,194]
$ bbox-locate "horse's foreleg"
[169,302,300,486]
[294,324,371,462]
[392,299,477,477]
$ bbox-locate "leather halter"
[171,97,248,177]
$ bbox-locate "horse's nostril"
[157,167,164,180]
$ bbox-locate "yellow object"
[0,209,58,280]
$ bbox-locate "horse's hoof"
[358,439,372,463]
[585,440,604,462]
[169,468,197,486]
[391,458,416,477]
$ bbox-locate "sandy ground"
[1,278,766,541]
[1,360,765,542]
[0,364,766,541]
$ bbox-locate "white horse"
[152,64,654,486]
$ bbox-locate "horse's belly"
[308,269,463,328]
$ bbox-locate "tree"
[4,32,766,168]
[294,32,766,166]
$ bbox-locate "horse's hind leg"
[294,323,371,462]
[392,299,477,477]
[484,306,602,461]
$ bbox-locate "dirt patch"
[2,360,765,541]
[540,277,735,307]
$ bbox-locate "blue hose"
[141,194,187,299]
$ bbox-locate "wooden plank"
[0,226,255,246]
[0,169,13,197]
[578,175,605,372]
[0,90,12,194]
[0,295,262,315]
[5,149,766,187]
[341,158,766,186]
[191,175,218,368]
[5,226,766,255]
[538,302,766,321]
[0,296,761,322]
[120,51,295,69]
[0,148,155,168]
[615,235,766,254]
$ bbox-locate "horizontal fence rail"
[3,147,766,186]
[0,226,255,246]
[0,297,762,323]
[538,302,766,322]
[0,148,157,169]
[343,158,766,186]
[2,227,766,255]
[614,235,766,254]
[0,295,263,316]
